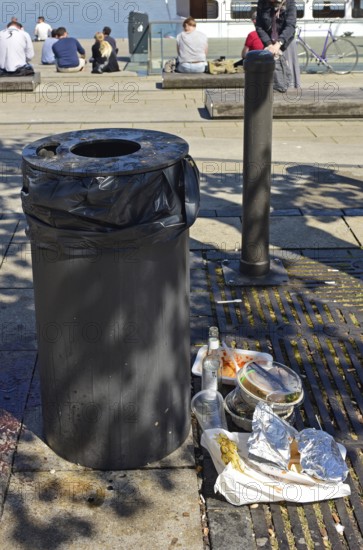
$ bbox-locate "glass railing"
[147,19,252,74]
[144,18,362,74]
[148,20,184,74]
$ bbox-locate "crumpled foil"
[296,428,349,483]
[248,403,349,483]
[248,402,298,470]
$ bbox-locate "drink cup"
[191,390,228,431]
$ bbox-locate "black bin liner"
[21,128,200,469]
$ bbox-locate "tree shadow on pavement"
[0,138,362,547]
[197,158,363,263]
[0,136,197,547]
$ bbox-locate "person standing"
[41,29,58,65]
[52,27,86,72]
[0,21,34,74]
[176,16,208,73]
[256,0,300,87]
[34,16,52,41]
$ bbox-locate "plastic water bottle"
[202,334,222,392]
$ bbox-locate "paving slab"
[0,409,22,510]
[1,468,203,550]
[0,351,36,416]
[198,161,363,211]
[270,215,361,248]
[269,138,362,165]
[0,218,33,289]
[0,242,33,288]
[0,290,37,351]
[0,191,23,214]
[201,126,243,139]
[344,215,363,246]
[190,217,242,251]
[190,214,360,250]
[0,217,19,251]
[306,120,363,137]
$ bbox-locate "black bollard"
[240,50,274,277]
[222,50,288,286]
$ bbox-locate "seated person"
[91,32,119,73]
[41,29,58,64]
[234,12,264,67]
[176,17,208,73]
[0,21,34,75]
[52,27,86,72]
[34,16,52,41]
[102,26,118,55]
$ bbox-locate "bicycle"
[296,22,358,75]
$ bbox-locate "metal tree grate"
[191,250,363,549]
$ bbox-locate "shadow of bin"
[21,128,200,470]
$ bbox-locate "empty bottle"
[202,335,222,392]
[209,326,219,339]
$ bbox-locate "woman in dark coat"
[91,32,119,73]
[256,0,300,88]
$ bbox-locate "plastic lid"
[239,360,303,404]
[22,128,189,176]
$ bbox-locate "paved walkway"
[0,40,362,549]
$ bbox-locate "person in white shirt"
[0,21,34,74]
[176,17,208,73]
[34,16,52,41]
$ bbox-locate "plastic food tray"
[237,360,304,410]
[192,346,273,385]
[224,391,295,431]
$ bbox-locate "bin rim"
[22,128,190,177]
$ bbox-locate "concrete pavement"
[0,39,362,548]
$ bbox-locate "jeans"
[177,62,206,73]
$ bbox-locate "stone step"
[205,86,363,118]
[0,72,41,92]
[162,71,245,89]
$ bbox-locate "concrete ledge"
[205,86,363,118]
[162,71,245,89]
[0,72,41,92]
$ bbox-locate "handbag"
[208,58,237,75]
[163,58,177,73]
[273,54,292,93]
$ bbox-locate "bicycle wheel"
[296,40,309,73]
[325,38,358,74]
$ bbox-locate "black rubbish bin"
[21,128,200,470]
[128,11,149,55]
